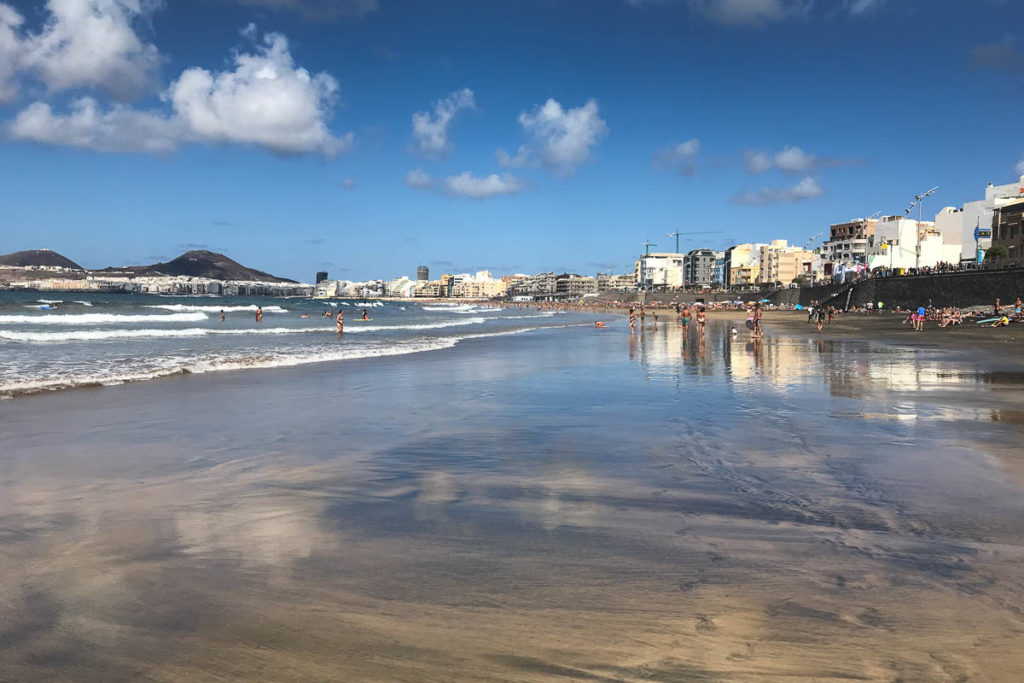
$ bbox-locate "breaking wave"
[145,304,288,313]
[0,312,209,325]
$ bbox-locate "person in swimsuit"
[336,309,344,334]
[362,309,369,320]
[696,305,706,335]
[219,310,225,322]
[255,306,263,323]
[680,304,691,330]
[752,304,763,338]
[629,307,636,334]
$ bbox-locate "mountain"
[107,250,296,283]
[0,249,83,270]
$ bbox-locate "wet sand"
[2,322,1024,681]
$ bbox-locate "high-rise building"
[417,266,429,281]
[315,271,329,284]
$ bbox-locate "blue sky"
[1,0,1022,281]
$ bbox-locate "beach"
[3,310,1024,680]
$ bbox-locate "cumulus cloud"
[410,87,475,158]
[9,31,352,158]
[442,172,524,199]
[10,98,179,152]
[405,168,432,189]
[498,98,608,176]
[742,150,774,174]
[652,138,700,175]
[688,0,796,26]
[168,32,349,156]
[6,0,163,100]
[732,176,824,205]
[225,0,378,20]
[0,4,23,103]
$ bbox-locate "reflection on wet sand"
[2,323,1024,680]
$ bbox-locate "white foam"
[422,303,477,312]
[0,338,460,397]
[75,301,93,306]
[342,317,487,333]
[353,301,384,307]
[37,299,63,304]
[0,312,209,325]
[0,327,334,342]
[145,304,288,313]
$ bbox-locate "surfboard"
[745,318,755,330]
[976,317,1000,324]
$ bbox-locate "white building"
[866,216,960,271]
[635,252,684,290]
[953,175,1024,262]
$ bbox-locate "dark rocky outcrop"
[0,250,83,270]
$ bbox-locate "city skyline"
[1,0,1023,281]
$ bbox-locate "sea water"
[0,292,569,397]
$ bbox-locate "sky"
[0,0,1022,282]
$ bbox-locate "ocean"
[0,291,574,398]
[2,303,1024,679]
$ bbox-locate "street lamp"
[905,186,938,269]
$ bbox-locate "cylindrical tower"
[417,266,429,281]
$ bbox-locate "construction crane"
[664,230,722,254]
[642,240,658,256]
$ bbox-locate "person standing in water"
[255,306,263,323]
[219,309,225,322]
[362,309,369,321]
[679,303,691,331]
[629,307,636,334]
[336,309,344,334]
[695,305,706,335]
[752,304,763,339]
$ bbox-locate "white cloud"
[744,146,817,174]
[18,0,163,99]
[742,150,773,174]
[773,145,815,172]
[410,87,475,159]
[499,98,608,176]
[0,4,22,103]
[8,30,352,158]
[340,177,356,189]
[9,97,179,152]
[688,0,792,25]
[405,168,431,189]
[732,176,824,205]
[652,138,700,175]
[168,32,349,157]
[443,172,524,199]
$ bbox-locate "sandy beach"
[3,314,1024,681]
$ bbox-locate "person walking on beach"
[629,307,636,334]
[752,304,763,339]
[696,305,707,335]
[256,306,263,323]
[336,309,344,334]
[680,303,691,331]
[915,304,926,331]
[816,305,826,333]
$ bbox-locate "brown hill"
[0,249,83,270]
[107,250,295,283]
